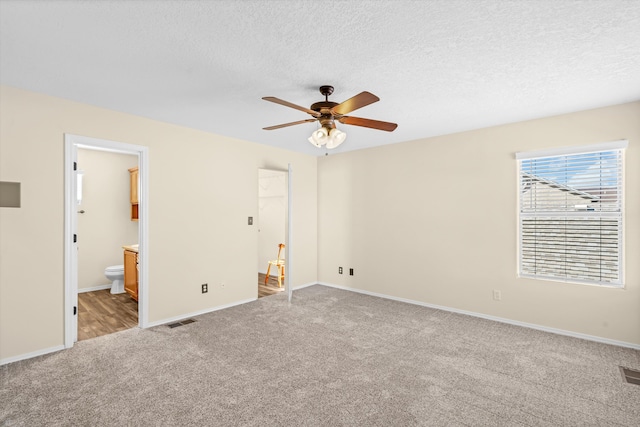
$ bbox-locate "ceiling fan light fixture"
[308,126,346,149]
[308,127,329,147]
[307,135,322,147]
[326,128,346,149]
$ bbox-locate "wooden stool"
[265,243,285,287]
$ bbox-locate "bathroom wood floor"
[78,275,284,341]
[77,290,138,341]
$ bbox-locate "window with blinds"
[516,141,627,286]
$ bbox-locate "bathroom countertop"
[122,244,139,253]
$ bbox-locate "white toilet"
[104,265,125,294]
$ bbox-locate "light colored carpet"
[1,285,639,426]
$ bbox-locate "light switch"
[248,216,253,225]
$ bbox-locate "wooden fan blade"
[262,97,320,117]
[263,118,317,130]
[338,116,398,132]
[331,91,380,115]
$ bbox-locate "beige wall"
[77,149,139,290]
[318,101,640,345]
[1,83,636,362]
[0,85,318,361]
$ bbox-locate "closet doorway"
[257,168,288,298]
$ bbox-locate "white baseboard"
[1,345,66,366]
[292,281,317,291]
[147,283,318,328]
[148,282,324,329]
[146,297,257,328]
[317,282,640,350]
[78,284,112,293]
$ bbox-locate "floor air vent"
[168,319,196,328]
[619,366,640,385]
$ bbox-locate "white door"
[66,144,80,343]
[286,164,293,302]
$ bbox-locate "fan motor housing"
[312,85,338,117]
[310,101,339,113]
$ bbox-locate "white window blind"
[517,141,627,286]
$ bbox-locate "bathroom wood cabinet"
[124,249,138,301]
[129,167,139,221]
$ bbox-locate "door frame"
[64,134,149,348]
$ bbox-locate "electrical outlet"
[202,283,208,293]
[349,268,354,276]
[339,267,343,274]
[493,289,501,301]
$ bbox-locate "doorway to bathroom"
[75,147,139,340]
[64,134,149,349]
[257,168,290,299]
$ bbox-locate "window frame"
[516,140,627,288]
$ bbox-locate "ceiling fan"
[262,85,397,149]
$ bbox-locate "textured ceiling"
[1,0,639,156]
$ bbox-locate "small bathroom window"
[77,171,84,205]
